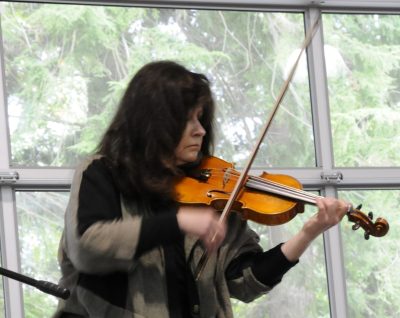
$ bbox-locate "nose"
[194,119,206,137]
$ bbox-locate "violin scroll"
[347,204,389,239]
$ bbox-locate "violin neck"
[245,175,321,205]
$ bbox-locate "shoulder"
[76,155,109,172]
[70,155,117,193]
[75,155,113,179]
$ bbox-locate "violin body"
[175,156,305,225]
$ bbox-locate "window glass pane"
[323,14,400,167]
[233,201,330,317]
[16,191,68,317]
[339,190,398,317]
[3,3,315,168]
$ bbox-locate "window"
[324,14,400,167]
[16,191,67,317]
[339,189,400,318]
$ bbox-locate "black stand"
[0,266,70,299]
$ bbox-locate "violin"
[175,156,389,240]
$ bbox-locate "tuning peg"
[368,212,374,220]
[352,222,360,231]
[364,232,370,240]
[356,204,363,210]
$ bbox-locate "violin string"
[247,174,321,200]
[246,177,319,204]
[203,168,321,205]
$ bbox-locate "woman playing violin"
[54,60,349,318]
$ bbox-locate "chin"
[185,156,198,163]
[181,153,199,164]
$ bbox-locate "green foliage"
[339,190,400,317]
[3,4,315,168]
[323,14,400,167]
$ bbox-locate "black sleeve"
[225,243,299,287]
[135,208,183,258]
[77,158,122,236]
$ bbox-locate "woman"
[54,60,348,318]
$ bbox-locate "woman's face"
[175,105,206,166]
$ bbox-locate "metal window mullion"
[2,168,74,187]
[7,0,400,11]
[0,12,25,318]
[321,186,348,318]
[0,18,9,169]
[306,8,347,318]
[0,187,24,318]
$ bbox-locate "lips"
[187,144,201,149]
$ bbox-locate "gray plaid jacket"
[53,156,271,318]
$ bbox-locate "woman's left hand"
[302,197,349,239]
[281,197,349,262]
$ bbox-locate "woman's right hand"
[177,205,226,252]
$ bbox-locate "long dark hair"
[97,61,215,200]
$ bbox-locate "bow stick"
[194,15,322,280]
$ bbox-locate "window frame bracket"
[320,171,343,184]
[0,172,19,184]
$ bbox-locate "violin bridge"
[223,168,231,188]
